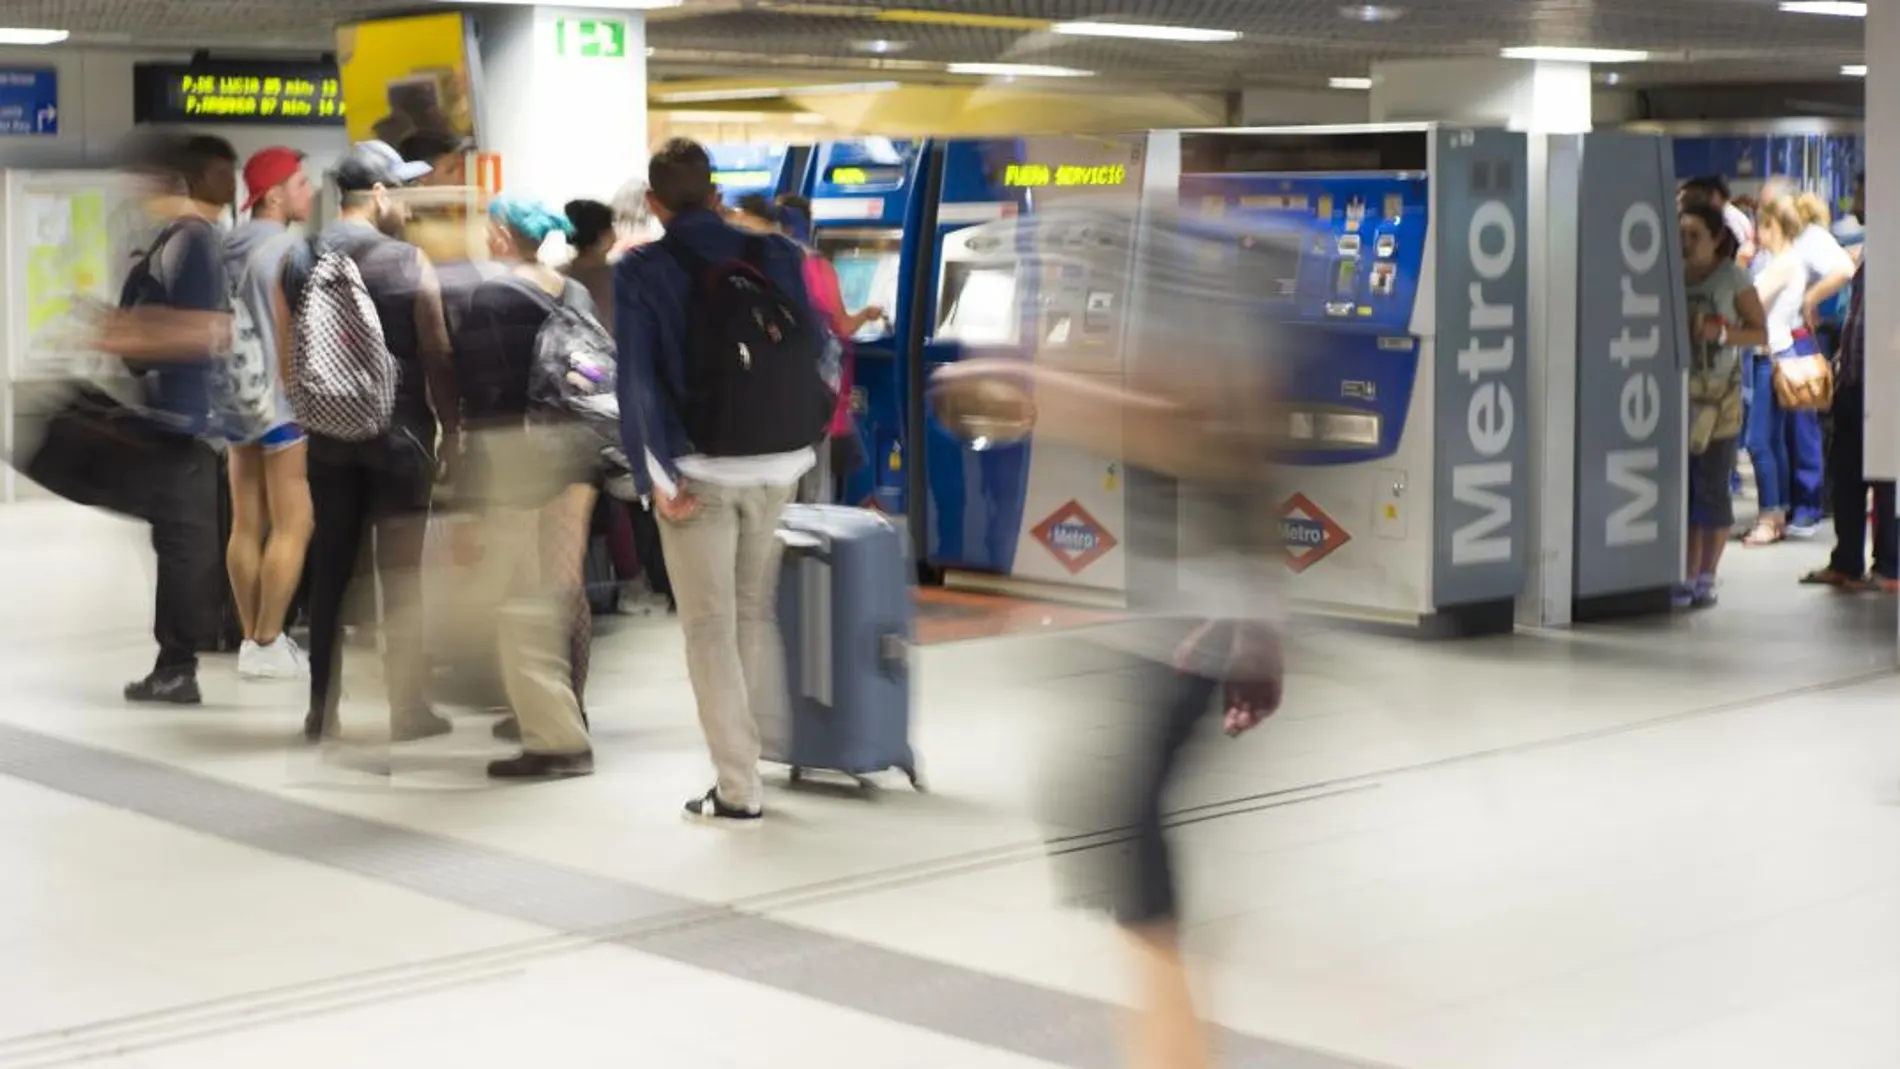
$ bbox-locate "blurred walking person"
[455,196,603,779]
[223,147,316,679]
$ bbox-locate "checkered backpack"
[287,245,396,441]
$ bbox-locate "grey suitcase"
[771,504,921,790]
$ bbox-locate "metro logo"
[1279,493,1351,573]
[1030,500,1119,575]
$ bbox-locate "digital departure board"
[133,61,346,126]
[1001,163,1127,189]
[712,169,774,189]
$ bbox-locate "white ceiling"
[21,0,1872,92]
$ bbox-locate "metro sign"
[1279,493,1350,573]
[1030,499,1118,575]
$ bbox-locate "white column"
[477,5,648,208]
[1371,58,1591,629]
[1870,1,1900,661]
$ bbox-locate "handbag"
[16,383,195,522]
[1772,329,1835,412]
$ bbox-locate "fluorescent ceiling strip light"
[654,80,897,103]
[1842,64,1867,76]
[1778,1,1866,16]
[1329,76,1373,89]
[0,27,70,44]
[947,62,1092,77]
[1500,46,1651,63]
[1052,21,1239,42]
[449,0,682,7]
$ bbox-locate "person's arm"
[96,222,232,362]
[1727,283,1769,351]
[1801,232,1857,326]
[614,257,684,509]
[1752,252,1798,309]
[412,252,462,457]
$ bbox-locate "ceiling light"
[947,62,1092,78]
[653,80,898,103]
[1778,1,1866,16]
[1500,46,1652,63]
[449,0,681,6]
[1052,21,1239,42]
[1329,76,1373,90]
[1842,64,1867,76]
[1338,4,1405,21]
[0,27,69,45]
[851,38,910,54]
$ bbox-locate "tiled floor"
[0,499,1895,1069]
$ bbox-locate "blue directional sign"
[0,68,59,136]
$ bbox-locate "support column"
[1371,59,1592,630]
[1869,2,1899,660]
[476,5,648,207]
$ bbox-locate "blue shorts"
[228,423,305,452]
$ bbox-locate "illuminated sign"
[712,169,775,190]
[133,61,345,126]
[825,164,905,188]
[1002,163,1127,189]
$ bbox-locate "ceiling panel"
[18,0,1871,90]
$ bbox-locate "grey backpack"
[287,244,396,441]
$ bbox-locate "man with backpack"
[91,134,236,705]
[615,139,834,823]
[275,141,463,744]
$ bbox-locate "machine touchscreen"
[938,267,1017,346]
[817,232,902,341]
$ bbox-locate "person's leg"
[657,483,761,817]
[131,439,220,703]
[630,500,673,606]
[732,482,796,775]
[1693,440,1737,606]
[1786,408,1828,531]
[490,489,593,777]
[1871,481,1899,586]
[539,485,596,711]
[1827,382,1870,579]
[303,451,368,739]
[224,443,267,642]
[255,436,313,646]
[1745,356,1788,539]
[371,505,444,740]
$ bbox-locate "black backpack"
[662,233,832,457]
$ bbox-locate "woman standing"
[1680,202,1768,607]
[1746,197,1856,544]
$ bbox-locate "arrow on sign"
[35,104,54,132]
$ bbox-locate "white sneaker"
[239,636,308,681]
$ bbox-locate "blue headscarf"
[489,194,575,245]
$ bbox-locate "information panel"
[133,61,346,126]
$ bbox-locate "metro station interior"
[0,1,1896,1067]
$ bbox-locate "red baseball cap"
[241,147,305,212]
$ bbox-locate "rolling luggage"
[771,504,921,790]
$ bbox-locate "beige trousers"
[656,480,796,810]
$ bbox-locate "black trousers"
[305,433,433,725]
[1828,381,1900,580]
[150,437,222,672]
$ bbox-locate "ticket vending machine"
[706,143,811,204]
[1176,125,1531,633]
[804,139,928,513]
[915,135,1153,597]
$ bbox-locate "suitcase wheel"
[902,764,926,792]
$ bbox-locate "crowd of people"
[1676,171,1895,607]
[90,133,875,819]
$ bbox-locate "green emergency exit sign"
[556,19,628,59]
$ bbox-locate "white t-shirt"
[1757,226,1855,352]
[1723,202,1755,252]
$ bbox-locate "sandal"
[1741,520,1783,546]
[1799,567,1863,588]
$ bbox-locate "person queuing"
[94,133,236,705]
[616,139,827,822]
[1681,175,1757,267]
[1679,201,1767,609]
[1745,196,1855,545]
[1804,242,1897,591]
[222,147,316,681]
[276,141,461,743]
[453,196,601,779]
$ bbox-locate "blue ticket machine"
[915,135,1152,596]
[804,139,928,514]
[706,143,811,205]
[1177,125,1529,633]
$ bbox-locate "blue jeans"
[1747,355,1789,514]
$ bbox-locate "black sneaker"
[124,669,201,705]
[488,751,594,780]
[683,789,762,823]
